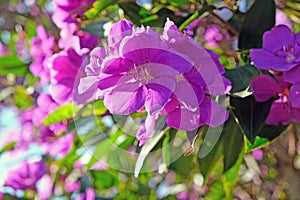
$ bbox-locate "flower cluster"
[80,19,231,145]
[251,25,300,125]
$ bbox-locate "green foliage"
[42,103,81,125]
[224,64,261,93]
[14,86,33,109]
[230,95,273,143]
[0,56,28,76]
[238,0,275,50]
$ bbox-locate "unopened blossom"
[251,74,300,125]
[5,160,46,190]
[250,25,300,71]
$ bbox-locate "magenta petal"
[289,83,300,107]
[104,82,147,114]
[136,113,158,146]
[266,102,292,125]
[145,77,176,114]
[283,64,300,83]
[251,75,282,101]
[263,25,294,52]
[49,84,72,104]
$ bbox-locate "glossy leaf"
[238,0,275,50]
[245,136,270,153]
[223,116,244,172]
[224,64,261,93]
[230,95,273,143]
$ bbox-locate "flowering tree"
[0,0,300,199]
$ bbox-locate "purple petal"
[200,98,228,127]
[250,49,290,71]
[266,101,292,125]
[263,25,294,52]
[283,64,300,83]
[166,105,201,131]
[49,84,72,104]
[292,107,300,123]
[145,77,176,114]
[173,80,204,110]
[108,19,133,50]
[104,82,147,114]
[289,83,300,107]
[102,55,133,74]
[136,113,158,146]
[120,26,168,56]
[251,75,282,101]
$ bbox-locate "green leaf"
[42,103,80,125]
[230,95,273,143]
[91,170,119,189]
[81,21,106,37]
[0,142,16,155]
[224,64,261,93]
[14,86,33,109]
[198,127,223,180]
[245,136,270,153]
[238,0,275,50]
[258,124,287,141]
[223,116,244,172]
[134,129,166,177]
[85,0,115,19]
[0,56,28,76]
[205,179,226,200]
[118,2,142,25]
[222,147,244,198]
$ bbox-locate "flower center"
[127,63,153,83]
[274,42,298,63]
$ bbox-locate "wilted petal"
[251,75,282,101]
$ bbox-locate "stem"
[178,6,212,31]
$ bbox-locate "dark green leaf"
[224,64,261,93]
[118,2,142,25]
[238,0,275,50]
[0,56,28,76]
[258,124,288,141]
[223,116,244,172]
[198,127,223,180]
[230,95,273,143]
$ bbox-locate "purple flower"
[37,174,53,200]
[250,25,300,71]
[43,133,74,158]
[80,19,230,144]
[52,0,96,29]
[75,187,95,200]
[251,74,300,125]
[49,48,84,104]
[5,160,46,190]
